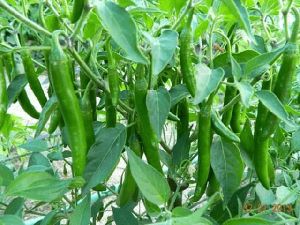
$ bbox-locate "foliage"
[0,0,300,224]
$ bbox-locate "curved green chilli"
[206,169,220,197]
[0,57,7,129]
[254,8,299,189]
[194,103,212,201]
[211,110,240,143]
[134,65,162,173]
[179,8,196,97]
[49,31,88,176]
[21,50,47,107]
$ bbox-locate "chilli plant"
[1,0,300,224]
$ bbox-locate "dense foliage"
[0,0,300,224]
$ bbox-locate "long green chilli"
[254,8,300,189]
[0,56,7,129]
[134,65,163,173]
[49,31,88,176]
[179,8,196,97]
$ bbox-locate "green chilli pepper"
[49,31,88,176]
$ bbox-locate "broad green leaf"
[0,215,24,225]
[70,195,91,225]
[96,1,148,64]
[150,30,178,76]
[5,171,71,202]
[83,124,127,193]
[220,0,254,42]
[169,84,189,107]
[4,197,24,217]
[245,47,284,79]
[236,81,253,108]
[260,0,280,15]
[211,137,243,204]
[113,206,138,225]
[193,64,225,104]
[146,87,171,139]
[19,139,48,153]
[127,149,171,206]
[256,90,296,127]
[7,74,27,106]
[223,217,273,225]
[0,164,14,186]
[35,95,58,137]
[255,183,276,205]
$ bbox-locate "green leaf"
[169,84,189,107]
[150,30,178,76]
[5,171,71,202]
[172,215,213,225]
[35,96,58,137]
[223,217,273,225]
[211,111,240,143]
[127,148,171,206]
[245,47,284,79]
[276,186,298,205]
[112,206,138,225]
[256,90,296,128]
[70,195,91,225]
[7,74,27,107]
[291,129,300,152]
[28,152,53,173]
[146,87,171,139]
[96,1,148,64]
[0,215,24,225]
[4,197,24,217]
[19,139,48,153]
[255,183,276,205]
[83,124,127,193]
[172,132,190,167]
[231,55,242,81]
[236,81,254,108]
[220,0,254,42]
[211,137,243,204]
[0,164,14,187]
[193,64,225,104]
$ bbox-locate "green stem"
[68,47,107,91]
[171,0,192,30]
